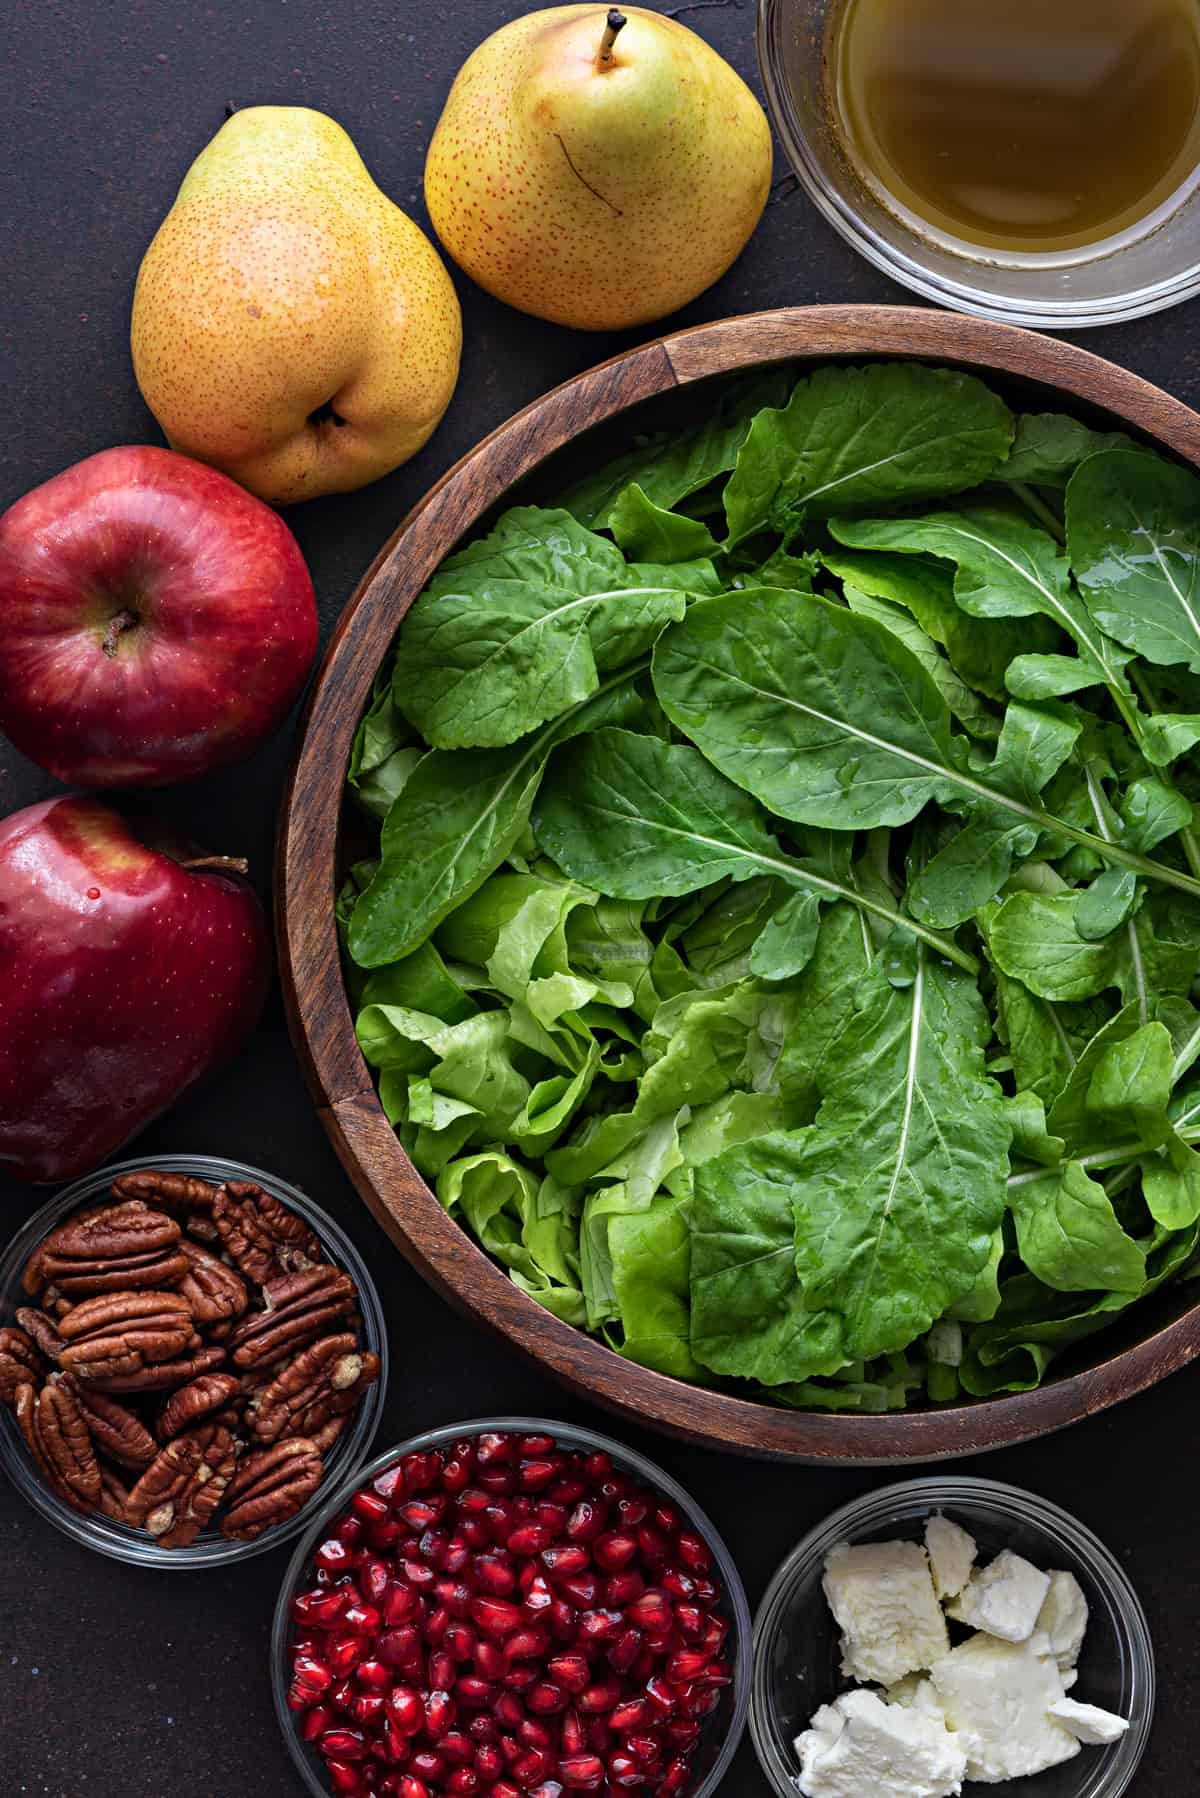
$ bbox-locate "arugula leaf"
[1006,1161,1146,1293]
[609,484,718,563]
[1068,449,1200,674]
[532,728,978,971]
[998,414,1132,488]
[786,950,1010,1358]
[843,583,1000,740]
[722,363,1013,545]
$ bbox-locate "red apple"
[0,796,270,1183]
[0,444,318,786]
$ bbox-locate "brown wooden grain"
[277,305,1200,1464]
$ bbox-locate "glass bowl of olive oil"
[759,0,1200,326]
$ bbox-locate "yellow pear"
[424,5,772,332]
[132,107,462,504]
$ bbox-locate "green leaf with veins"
[723,362,1013,545]
[608,484,718,563]
[1007,1161,1146,1293]
[1068,450,1200,673]
[843,584,1000,739]
[998,414,1133,487]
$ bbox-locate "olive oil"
[829,0,1200,253]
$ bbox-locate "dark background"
[2,2,1199,1793]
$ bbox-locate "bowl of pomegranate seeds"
[274,1419,752,1798]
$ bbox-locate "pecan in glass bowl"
[272,1418,752,1798]
[0,1154,387,1568]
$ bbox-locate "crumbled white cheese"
[823,1541,950,1687]
[795,1689,967,1798]
[886,1675,947,1721]
[929,1631,1080,1783]
[946,1549,1051,1643]
[1036,1569,1089,1671]
[925,1514,976,1601]
[1048,1697,1131,1746]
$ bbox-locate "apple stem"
[101,609,138,660]
[598,7,626,64]
[179,855,251,876]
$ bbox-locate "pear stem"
[179,855,250,876]
[598,8,627,65]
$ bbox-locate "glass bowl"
[272,1417,753,1798]
[0,1153,387,1569]
[751,1477,1154,1798]
[757,0,1200,328]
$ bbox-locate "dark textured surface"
[1,3,1198,1794]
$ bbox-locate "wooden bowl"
[278,305,1200,1464]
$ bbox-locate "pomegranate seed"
[459,1487,491,1515]
[518,1434,556,1457]
[330,1636,369,1676]
[318,1538,356,1575]
[565,1501,606,1543]
[442,1457,472,1495]
[583,1453,611,1481]
[549,1475,588,1505]
[476,1640,511,1681]
[385,1685,425,1735]
[410,1751,445,1781]
[373,1465,406,1502]
[593,1532,638,1573]
[441,1730,472,1764]
[577,1609,622,1641]
[584,1715,612,1753]
[445,1621,477,1662]
[503,1663,539,1692]
[518,1458,561,1492]
[292,1653,332,1695]
[400,1497,444,1530]
[541,1545,590,1577]
[504,1626,548,1662]
[344,1603,383,1636]
[664,1719,701,1750]
[666,1649,710,1685]
[472,1596,524,1636]
[678,1683,720,1720]
[635,1525,669,1565]
[379,1625,422,1670]
[451,1516,484,1547]
[382,1582,417,1626]
[476,1431,516,1465]
[396,1778,429,1798]
[443,1539,470,1575]
[661,1567,695,1600]
[337,1515,364,1546]
[508,1523,555,1556]
[617,1497,649,1528]
[644,1677,677,1718]
[659,1757,691,1795]
[673,1603,705,1640]
[626,1733,663,1767]
[692,1577,718,1603]
[468,1714,500,1743]
[528,1785,565,1798]
[558,1754,604,1791]
[545,1654,589,1694]
[331,1677,357,1715]
[402,1451,440,1490]
[326,1761,365,1795]
[654,1502,682,1534]
[610,1697,648,1731]
[454,1676,495,1709]
[608,1750,646,1788]
[536,1501,569,1533]
[356,1659,391,1690]
[512,1747,555,1785]
[604,1572,645,1608]
[445,1767,479,1795]
[381,1719,412,1764]
[699,1613,728,1654]
[516,1718,552,1749]
[430,1649,457,1691]
[486,1496,518,1533]
[425,1689,456,1737]
[351,1693,387,1726]
[301,1704,333,1741]
[353,1491,391,1527]
[494,1695,527,1734]
[491,1784,522,1798]
[558,1575,598,1609]
[581,1677,623,1714]
[476,1740,505,1777]
[545,1599,576,1641]
[322,1726,369,1761]
[475,1556,518,1597]
[626,1591,671,1634]
[420,1528,451,1568]
[523,1576,553,1616]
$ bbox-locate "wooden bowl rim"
[277,303,1200,1463]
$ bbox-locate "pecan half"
[97,1465,132,1524]
[12,1381,95,1514]
[157,1372,241,1442]
[15,1306,64,1362]
[91,1343,226,1395]
[0,1326,42,1402]
[59,1373,157,1470]
[110,1170,220,1216]
[57,1290,194,1383]
[221,1437,322,1541]
[229,1267,357,1371]
[177,1238,249,1331]
[213,1181,322,1285]
[24,1203,188,1298]
[309,1413,352,1456]
[36,1379,102,1509]
[126,1423,237,1548]
[250,1333,380,1445]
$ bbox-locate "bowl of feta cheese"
[750,1477,1153,1798]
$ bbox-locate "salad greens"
[341,360,1200,1412]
